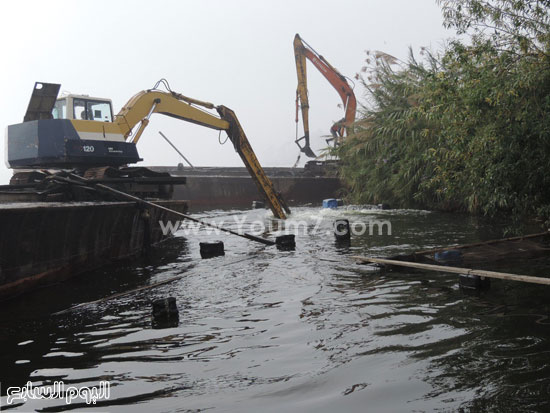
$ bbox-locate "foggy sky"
[0,0,454,184]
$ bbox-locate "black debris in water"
[199,241,225,258]
[276,234,296,251]
[152,297,179,328]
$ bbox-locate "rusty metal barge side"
[151,166,343,209]
[0,200,187,301]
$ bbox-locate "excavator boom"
[115,88,289,219]
[293,34,356,157]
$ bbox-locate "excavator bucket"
[295,135,317,158]
[301,145,317,158]
[23,82,60,122]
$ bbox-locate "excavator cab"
[53,95,114,122]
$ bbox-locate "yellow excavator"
[6,80,290,219]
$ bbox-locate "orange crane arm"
[293,34,357,157]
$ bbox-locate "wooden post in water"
[352,256,550,286]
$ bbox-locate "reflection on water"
[1,206,550,412]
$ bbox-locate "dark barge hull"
[0,200,187,301]
[151,166,343,209]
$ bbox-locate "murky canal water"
[1,206,550,412]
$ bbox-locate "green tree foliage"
[336,0,550,229]
[439,0,550,54]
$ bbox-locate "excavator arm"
[115,89,290,219]
[293,33,357,158]
[216,105,290,220]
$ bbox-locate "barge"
[151,164,343,210]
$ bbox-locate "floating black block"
[334,219,351,241]
[152,297,179,320]
[459,274,491,290]
[199,241,225,258]
[276,234,295,250]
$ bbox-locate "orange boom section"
[293,34,356,158]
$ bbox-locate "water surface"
[1,206,550,412]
